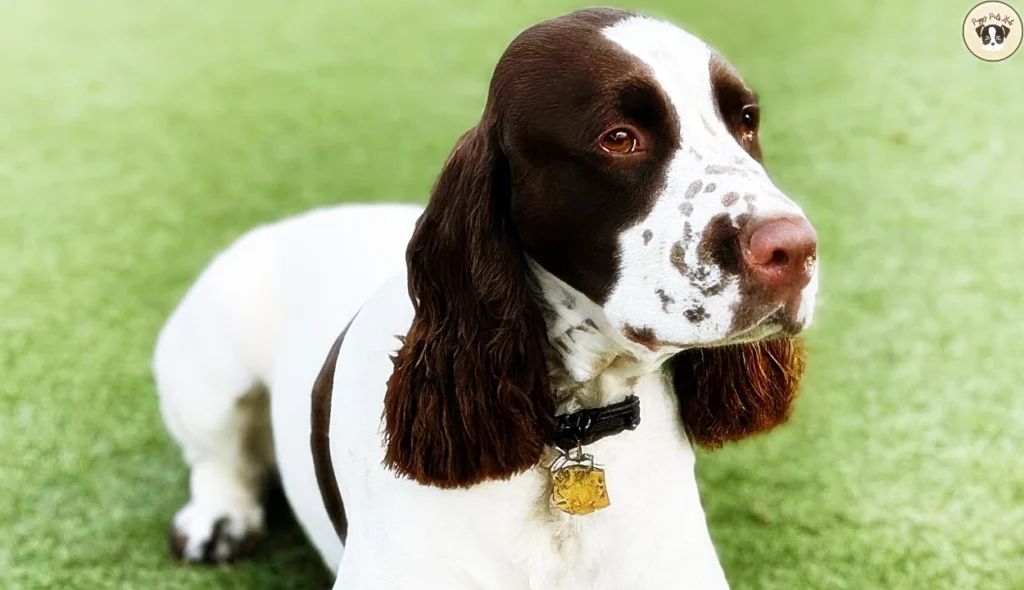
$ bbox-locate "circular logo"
[963,2,1022,61]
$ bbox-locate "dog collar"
[552,395,641,451]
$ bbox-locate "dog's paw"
[169,500,265,564]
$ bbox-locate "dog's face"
[978,24,1010,50]
[386,9,814,488]
[496,11,818,350]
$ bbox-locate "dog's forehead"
[602,16,714,99]
[604,17,751,137]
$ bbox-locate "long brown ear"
[672,338,805,449]
[382,124,555,488]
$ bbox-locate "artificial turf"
[1,0,1022,588]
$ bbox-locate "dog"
[154,8,819,589]
[977,23,1011,51]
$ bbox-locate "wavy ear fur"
[673,338,805,448]
[383,124,555,489]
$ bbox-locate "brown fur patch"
[710,53,763,162]
[670,241,687,275]
[310,324,352,542]
[683,306,709,323]
[673,338,804,447]
[382,126,555,488]
[656,288,675,312]
[705,164,747,176]
[623,324,658,351]
[684,180,703,199]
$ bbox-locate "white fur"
[602,16,817,347]
[155,204,423,565]
[154,14,820,590]
[156,203,730,588]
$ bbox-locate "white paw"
[169,500,265,564]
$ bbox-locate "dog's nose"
[742,215,817,297]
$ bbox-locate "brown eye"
[741,105,760,132]
[745,104,761,132]
[599,128,639,154]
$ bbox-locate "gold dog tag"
[551,463,610,516]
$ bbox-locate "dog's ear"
[672,338,805,449]
[1001,24,1011,37]
[382,121,555,489]
[977,25,986,37]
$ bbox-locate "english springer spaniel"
[154,8,819,589]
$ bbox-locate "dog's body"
[155,9,819,589]
[158,203,731,588]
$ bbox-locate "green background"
[2,0,1022,588]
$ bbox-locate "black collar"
[552,395,641,451]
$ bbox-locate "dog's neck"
[529,261,679,414]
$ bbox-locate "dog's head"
[384,8,818,487]
[977,24,1010,50]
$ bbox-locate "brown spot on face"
[682,222,694,248]
[722,192,739,207]
[643,229,653,245]
[696,213,743,276]
[683,213,743,299]
[705,164,747,176]
[623,324,659,351]
[684,180,703,199]
[562,295,577,310]
[684,306,710,323]
[679,202,693,216]
[670,241,687,275]
[697,281,727,297]
[704,182,717,193]
[655,288,675,312]
[744,193,757,215]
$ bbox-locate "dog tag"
[551,462,610,516]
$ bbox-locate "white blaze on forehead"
[603,16,718,141]
[596,16,816,346]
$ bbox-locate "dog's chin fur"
[982,43,1004,52]
[674,337,805,449]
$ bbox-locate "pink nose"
[742,215,817,296]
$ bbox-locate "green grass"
[1,0,1022,588]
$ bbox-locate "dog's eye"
[599,128,639,154]
[741,105,760,131]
